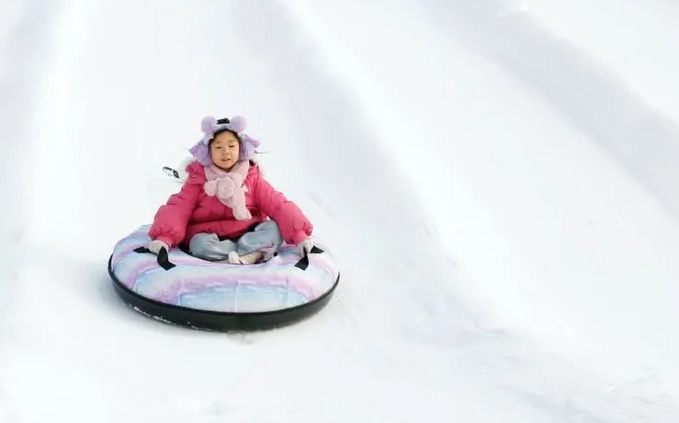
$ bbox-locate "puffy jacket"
[148,160,313,248]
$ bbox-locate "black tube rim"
[107,255,340,331]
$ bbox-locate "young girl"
[146,115,314,265]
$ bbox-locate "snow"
[1,0,679,421]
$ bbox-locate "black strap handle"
[294,246,324,270]
[134,244,319,271]
[134,246,176,270]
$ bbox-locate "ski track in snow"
[0,0,678,421]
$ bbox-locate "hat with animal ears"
[188,115,261,166]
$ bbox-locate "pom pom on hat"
[228,115,247,133]
[201,116,218,134]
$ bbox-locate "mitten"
[148,239,169,255]
[297,238,314,257]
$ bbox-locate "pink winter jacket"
[148,160,313,248]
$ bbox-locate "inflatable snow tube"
[107,224,340,331]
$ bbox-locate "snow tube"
[107,224,340,331]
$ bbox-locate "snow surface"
[2,0,679,421]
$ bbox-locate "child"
[146,115,314,265]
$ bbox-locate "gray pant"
[188,220,284,261]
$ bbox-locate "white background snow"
[1,0,679,421]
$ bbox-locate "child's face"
[210,131,240,170]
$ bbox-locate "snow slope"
[1,0,679,421]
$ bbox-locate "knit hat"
[188,115,261,166]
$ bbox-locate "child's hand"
[148,239,170,255]
[297,238,314,257]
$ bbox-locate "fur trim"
[180,155,196,173]
[250,155,266,178]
